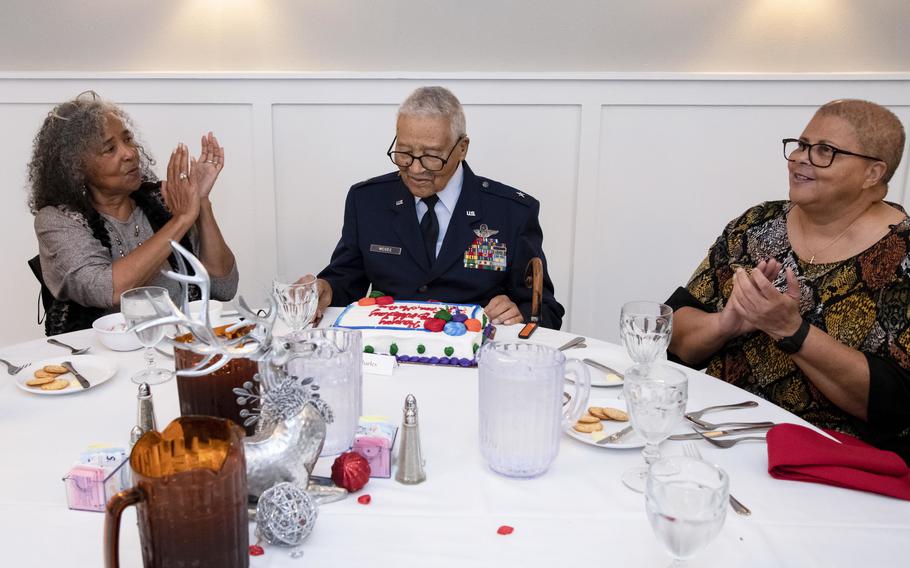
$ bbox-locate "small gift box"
[352,418,398,478]
[63,446,130,512]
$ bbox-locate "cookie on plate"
[40,378,71,391]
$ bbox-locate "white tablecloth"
[1,314,908,567]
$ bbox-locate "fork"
[683,442,751,516]
[694,429,768,449]
[0,358,29,375]
[685,401,775,430]
[47,338,91,355]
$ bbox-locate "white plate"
[565,347,627,387]
[15,355,117,396]
[564,397,645,449]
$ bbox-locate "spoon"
[47,338,91,355]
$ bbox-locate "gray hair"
[398,86,466,143]
[27,91,156,216]
[815,99,905,185]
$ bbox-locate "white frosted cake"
[332,298,491,366]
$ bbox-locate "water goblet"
[273,277,319,335]
[121,286,173,385]
[646,456,729,567]
[620,301,673,363]
[621,363,688,492]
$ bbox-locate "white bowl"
[188,299,223,323]
[92,312,143,352]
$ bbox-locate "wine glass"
[273,277,320,336]
[646,456,729,566]
[121,286,173,385]
[621,363,688,492]
[620,301,673,363]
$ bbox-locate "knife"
[596,424,634,445]
[668,424,774,440]
[61,361,91,389]
[582,358,624,379]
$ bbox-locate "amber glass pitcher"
[174,324,259,436]
[104,417,249,568]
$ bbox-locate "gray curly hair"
[398,86,466,143]
[27,91,157,216]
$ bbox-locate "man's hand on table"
[484,295,523,325]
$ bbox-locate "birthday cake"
[332,296,492,366]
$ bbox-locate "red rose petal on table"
[357,494,372,505]
[249,544,265,556]
[497,525,514,535]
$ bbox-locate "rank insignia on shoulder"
[515,191,525,198]
[464,224,507,272]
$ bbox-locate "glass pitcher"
[104,417,249,568]
[284,328,363,456]
[478,342,591,478]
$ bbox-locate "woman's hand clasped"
[194,132,224,200]
[160,143,201,224]
[726,259,803,340]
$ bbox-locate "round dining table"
[1,310,908,567]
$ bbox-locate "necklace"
[107,222,142,258]
[794,206,869,265]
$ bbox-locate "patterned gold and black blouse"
[668,200,910,463]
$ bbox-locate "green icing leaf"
[389,343,399,355]
[369,290,385,298]
[364,345,375,354]
[473,343,480,353]
[417,344,426,354]
[444,346,454,357]
[434,309,452,321]
[482,313,488,327]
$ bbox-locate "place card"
[362,353,396,375]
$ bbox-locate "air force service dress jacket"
[318,162,565,329]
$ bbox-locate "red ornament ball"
[497,525,514,535]
[331,452,371,492]
[249,544,265,556]
[357,494,372,505]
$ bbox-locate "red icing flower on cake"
[424,318,446,332]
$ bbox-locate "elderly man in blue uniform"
[312,86,564,328]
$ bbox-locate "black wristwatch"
[776,318,810,354]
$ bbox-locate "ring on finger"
[179,172,188,180]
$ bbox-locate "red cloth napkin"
[766,423,910,501]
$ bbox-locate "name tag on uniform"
[370,244,402,255]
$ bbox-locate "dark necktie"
[419,194,440,263]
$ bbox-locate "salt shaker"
[130,382,158,446]
[395,394,426,484]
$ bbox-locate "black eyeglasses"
[782,138,883,168]
[387,135,463,172]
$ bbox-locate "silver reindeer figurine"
[134,241,347,505]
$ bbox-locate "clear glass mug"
[478,342,591,478]
[284,328,363,456]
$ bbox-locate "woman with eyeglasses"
[28,91,238,335]
[667,99,909,463]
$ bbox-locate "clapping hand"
[160,143,201,223]
[194,132,224,200]
[718,259,786,338]
[726,258,802,339]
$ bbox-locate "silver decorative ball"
[256,482,319,546]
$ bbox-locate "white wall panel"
[0,103,55,341]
